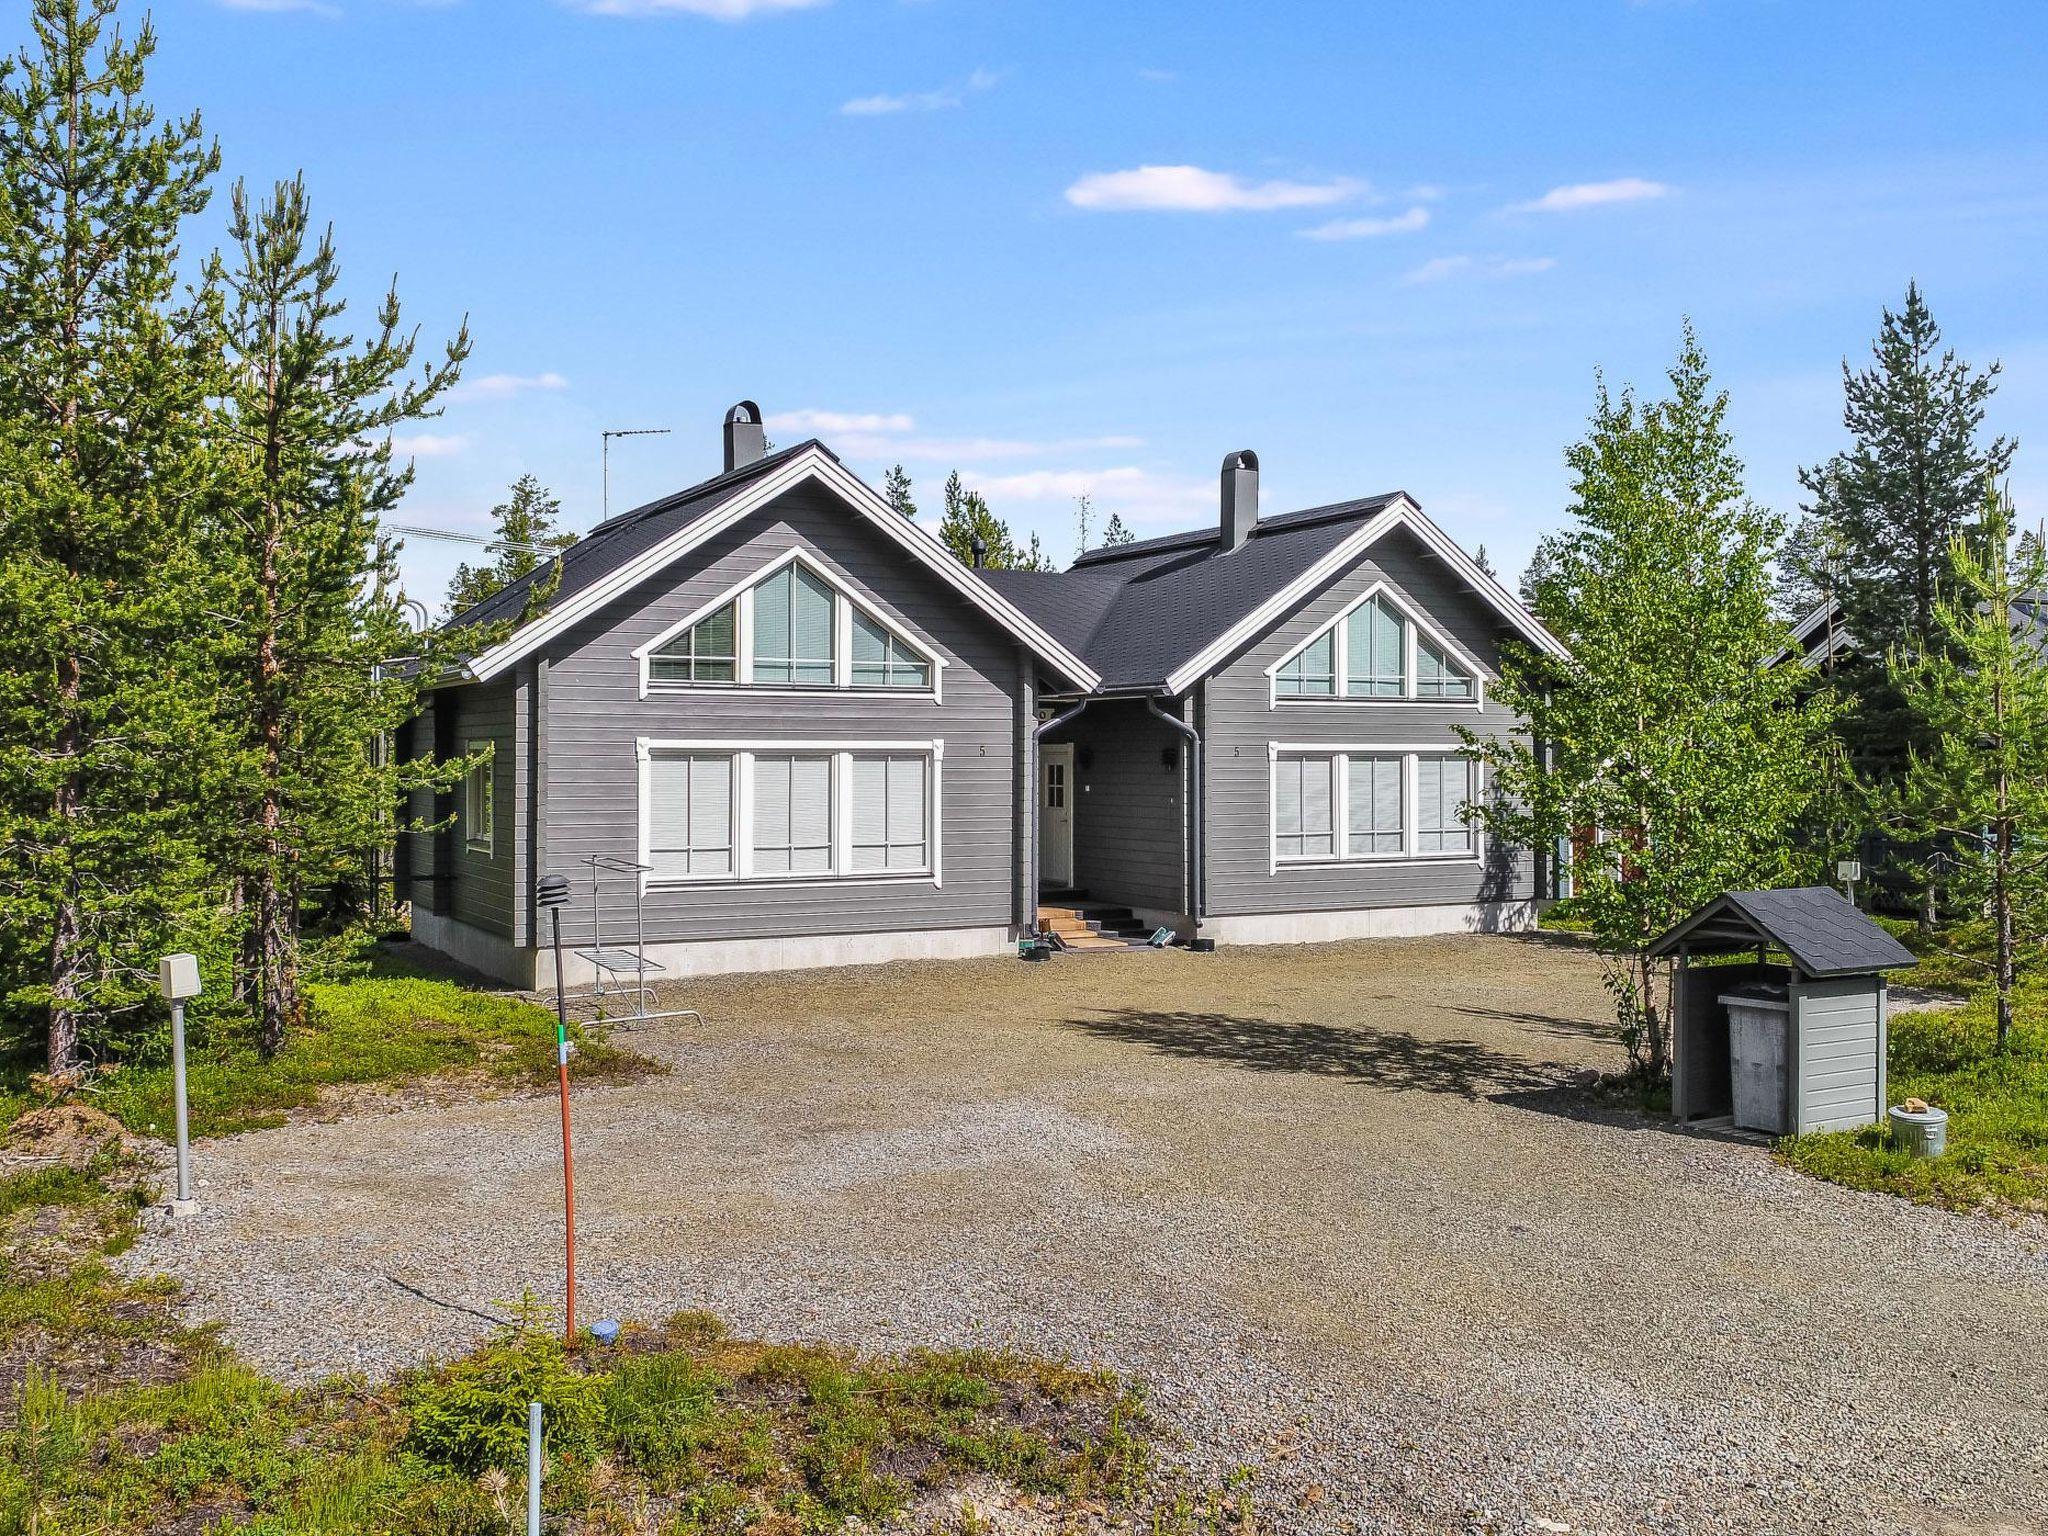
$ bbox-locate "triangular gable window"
[1269,583,1482,703]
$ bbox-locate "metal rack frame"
[563,855,701,1031]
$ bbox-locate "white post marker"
[157,953,203,1217]
[527,1401,543,1536]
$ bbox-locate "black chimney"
[1221,449,1259,552]
[723,400,767,472]
[969,533,988,569]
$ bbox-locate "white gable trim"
[463,446,1100,691]
[1262,577,1489,710]
[1163,497,1568,697]
[627,545,947,702]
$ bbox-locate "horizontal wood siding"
[1048,700,1185,913]
[1201,525,1533,917]
[1795,976,1882,1130]
[537,486,1021,948]
[450,680,518,939]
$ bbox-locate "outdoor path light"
[158,953,203,1217]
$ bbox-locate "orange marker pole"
[557,1016,577,1345]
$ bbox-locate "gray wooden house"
[399,404,1566,985]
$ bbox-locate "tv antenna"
[603,427,671,523]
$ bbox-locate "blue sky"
[129,0,2048,606]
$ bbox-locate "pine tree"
[1889,490,2048,1053]
[208,175,470,1052]
[444,474,574,616]
[1794,286,2016,921]
[0,0,221,1074]
[1074,492,1092,556]
[937,470,1036,569]
[1799,284,2014,666]
[883,464,916,519]
[1465,327,1838,1082]
[1099,512,1134,546]
[1517,535,1559,611]
[1473,543,1497,580]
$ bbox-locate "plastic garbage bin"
[1719,984,1791,1134]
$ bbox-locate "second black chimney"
[1221,449,1259,552]
[723,400,767,472]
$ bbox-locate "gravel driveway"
[129,935,2047,1535]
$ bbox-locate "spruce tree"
[444,474,573,615]
[208,175,470,1052]
[883,463,916,519]
[1099,512,1135,547]
[1465,328,1838,1081]
[937,470,1037,569]
[0,0,220,1074]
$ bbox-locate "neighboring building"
[399,404,1567,985]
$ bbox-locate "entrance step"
[1036,902,1158,950]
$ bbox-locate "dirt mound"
[2,1103,133,1169]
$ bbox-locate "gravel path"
[128,936,2047,1535]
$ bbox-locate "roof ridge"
[1069,490,1405,568]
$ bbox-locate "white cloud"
[1514,177,1670,213]
[452,371,569,401]
[767,409,1140,462]
[1402,254,1557,285]
[1064,164,1361,213]
[767,408,918,434]
[841,67,996,116]
[1299,206,1430,241]
[215,0,339,13]
[1136,67,1177,83]
[571,0,827,18]
[958,465,1210,529]
[389,432,470,458]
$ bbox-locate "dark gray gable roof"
[439,440,825,636]
[985,492,1404,691]
[1649,887,1916,978]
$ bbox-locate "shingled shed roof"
[1648,887,1917,978]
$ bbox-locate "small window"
[1275,631,1337,697]
[1416,756,1475,854]
[851,609,932,689]
[752,754,833,874]
[1416,637,1473,700]
[752,566,836,686]
[1275,755,1336,858]
[1044,760,1065,810]
[647,754,733,877]
[1347,754,1404,856]
[1347,596,1406,697]
[463,743,495,854]
[851,754,929,872]
[649,601,737,684]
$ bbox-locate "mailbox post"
[158,953,203,1216]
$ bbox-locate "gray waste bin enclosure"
[1651,887,1916,1136]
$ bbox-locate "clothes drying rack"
[564,855,702,1031]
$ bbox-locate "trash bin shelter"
[1649,887,1916,1135]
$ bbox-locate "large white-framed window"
[1266,581,1483,708]
[637,738,943,888]
[463,740,495,855]
[632,548,944,701]
[1268,743,1483,870]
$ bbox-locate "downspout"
[1029,696,1094,928]
[1145,695,1203,934]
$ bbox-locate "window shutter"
[793,568,834,684]
[851,756,888,870]
[790,756,831,872]
[1275,759,1303,840]
[753,755,792,871]
[887,755,926,868]
[690,756,732,873]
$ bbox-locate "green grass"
[2,1152,1157,1536]
[1780,926,2048,1217]
[4,959,657,1141]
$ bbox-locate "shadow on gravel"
[1068,1009,1568,1098]
[1449,1004,1611,1040]
[1489,1084,1772,1147]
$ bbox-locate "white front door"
[1039,743,1075,888]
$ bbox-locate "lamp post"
[157,953,203,1216]
[537,873,577,1343]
